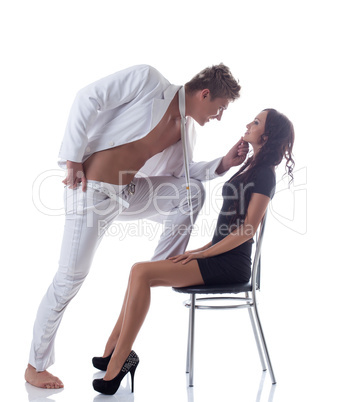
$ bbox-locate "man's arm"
[188,137,249,181]
[59,65,154,191]
[59,65,151,165]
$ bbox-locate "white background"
[1,0,338,401]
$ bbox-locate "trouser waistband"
[86,180,134,208]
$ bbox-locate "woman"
[92,108,295,395]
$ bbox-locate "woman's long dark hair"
[227,108,295,229]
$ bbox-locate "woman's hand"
[169,250,207,265]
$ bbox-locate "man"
[25,63,247,388]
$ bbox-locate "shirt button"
[85,146,91,153]
[108,141,115,147]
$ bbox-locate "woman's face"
[243,111,268,147]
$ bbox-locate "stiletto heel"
[92,350,139,395]
[92,350,114,371]
[130,364,137,393]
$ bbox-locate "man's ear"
[201,88,210,99]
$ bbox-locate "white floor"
[4,279,339,402]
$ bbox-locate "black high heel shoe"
[92,350,139,395]
[92,350,114,371]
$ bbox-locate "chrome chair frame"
[173,213,276,386]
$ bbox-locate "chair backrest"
[251,211,268,291]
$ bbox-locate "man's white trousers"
[29,176,205,371]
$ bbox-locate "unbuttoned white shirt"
[58,64,224,182]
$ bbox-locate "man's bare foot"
[25,364,64,389]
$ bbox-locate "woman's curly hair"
[252,108,294,181]
[227,108,295,229]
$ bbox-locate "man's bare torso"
[83,93,182,185]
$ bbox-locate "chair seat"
[172,281,252,295]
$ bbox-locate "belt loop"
[126,182,136,196]
[87,182,130,208]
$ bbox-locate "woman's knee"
[130,262,150,283]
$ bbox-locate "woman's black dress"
[197,166,276,286]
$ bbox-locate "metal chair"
[173,212,276,386]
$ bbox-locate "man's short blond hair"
[185,63,241,101]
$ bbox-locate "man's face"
[194,91,229,126]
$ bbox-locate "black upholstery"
[173,281,252,295]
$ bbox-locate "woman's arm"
[193,241,213,252]
[204,192,269,257]
[169,241,212,263]
[171,192,270,264]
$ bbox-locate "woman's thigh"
[131,258,204,288]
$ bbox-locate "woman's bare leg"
[103,258,204,380]
[102,289,129,357]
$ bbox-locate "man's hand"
[62,161,87,191]
[216,137,249,174]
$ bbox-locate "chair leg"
[246,292,267,371]
[252,301,277,384]
[248,308,267,371]
[186,298,192,373]
[187,294,196,387]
